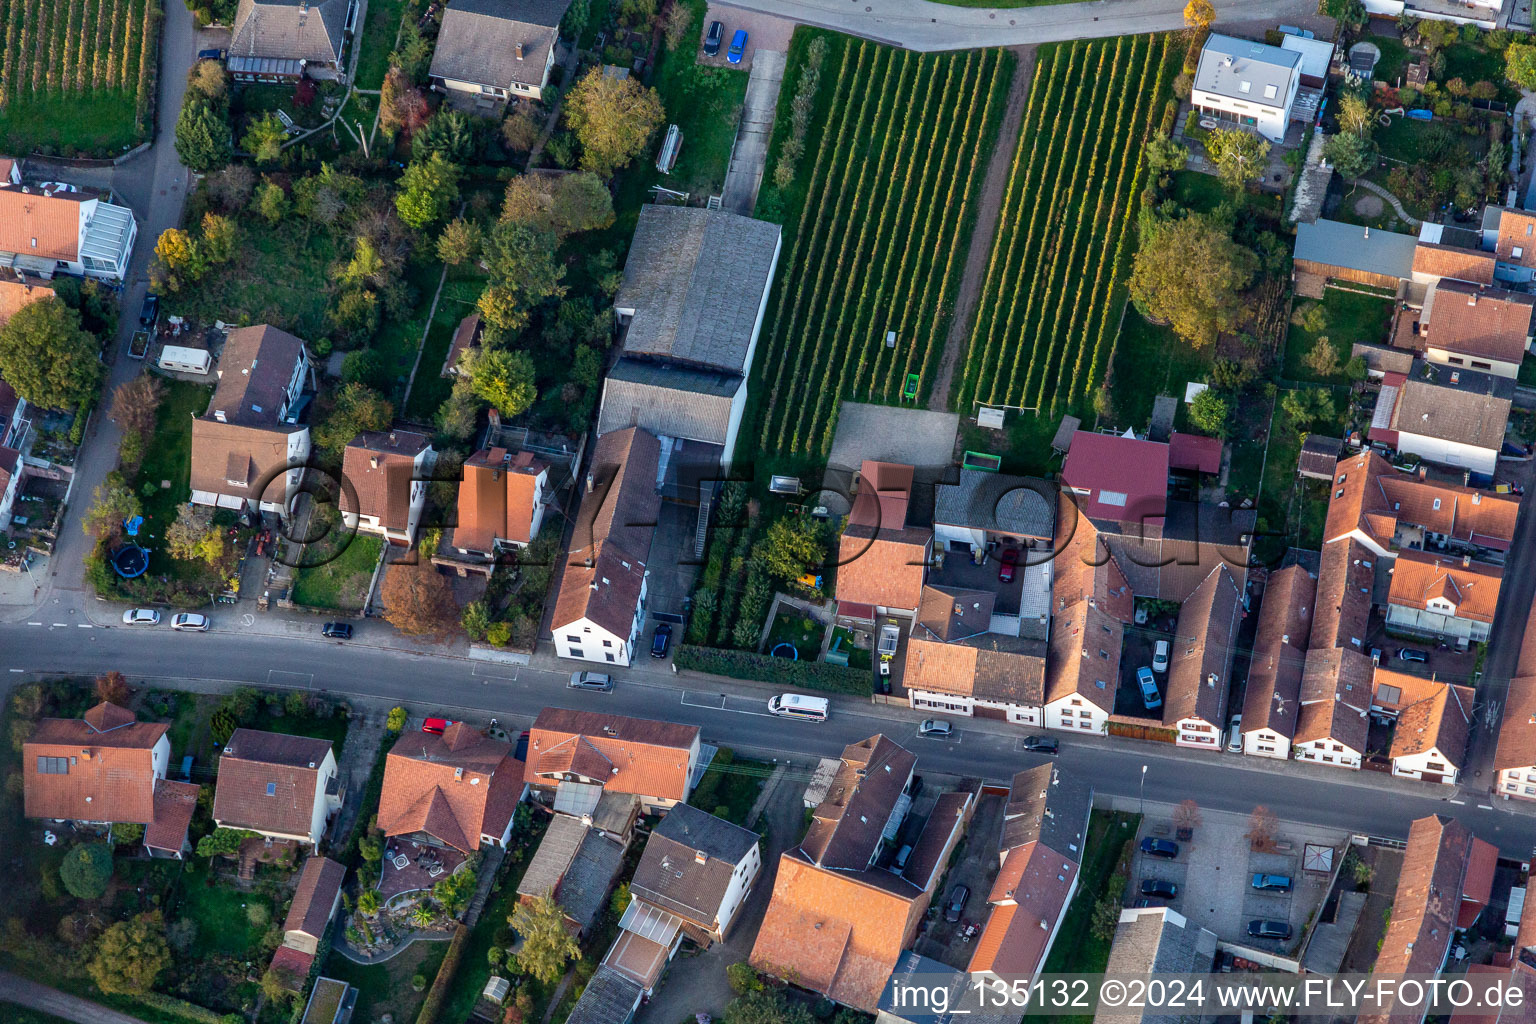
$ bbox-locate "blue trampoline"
[770,643,799,660]
[111,545,149,578]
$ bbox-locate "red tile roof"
[1241,565,1315,739]
[1389,682,1474,769]
[1167,432,1222,474]
[967,844,1076,978]
[1414,242,1498,286]
[1163,566,1241,728]
[268,944,314,983]
[1388,550,1502,624]
[1421,280,1535,364]
[1496,209,1536,269]
[526,708,697,805]
[213,729,333,838]
[455,447,547,551]
[378,724,524,854]
[285,856,346,938]
[145,779,199,854]
[1061,431,1168,524]
[0,184,86,261]
[23,703,168,824]
[1323,452,1519,553]
[848,461,915,530]
[0,274,52,324]
[338,430,430,532]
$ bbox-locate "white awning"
[80,203,134,265]
[618,899,683,944]
[553,780,603,818]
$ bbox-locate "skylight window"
[266,782,277,796]
[1099,490,1127,507]
[1239,80,1251,93]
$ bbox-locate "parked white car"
[122,608,160,625]
[171,613,209,632]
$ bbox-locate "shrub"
[60,842,113,899]
[673,645,871,695]
[728,961,762,995]
[415,923,469,1024]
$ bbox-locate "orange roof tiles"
[285,856,346,938]
[526,708,697,804]
[378,723,525,854]
[0,275,52,323]
[1496,209,1536,269]
[1414,242,1498,286]
[455,447,547,551]
[23,703,168,825]
[1422,280,1535,364]
[836,528,931,613]
[848,460,915,530]
[0,184,85,262]
[1323,452,1518,553]
[1389,682,1474,768]
[1294,647,1372,750]
[1311,538,1375,653]
[1388,550,1502,624]
[145,779,199,854]
[968,844,1076,978]
[338,430,430,533]
[1163,566,1241,727]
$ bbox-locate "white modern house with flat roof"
[1191,34,1302,144]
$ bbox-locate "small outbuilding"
[1297,435,1344,481]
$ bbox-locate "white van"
[768,694,829,721]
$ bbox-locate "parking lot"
[1114,602,1177,718]
[1128,809,1346,955]
[698,6,797,72]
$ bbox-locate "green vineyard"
[0,0,160,155]
[956,34,1176,418]
[749,37,1015,461]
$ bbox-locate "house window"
[1515,247,1525,259]
[1427,762,1445,771]
[566,635,580,643]
[1333,743,1343,751]
[1473,361,1492,370]
[1259,745,1273,753]
[605,653,616,662]
[602,639,612,648]
[1323,755,1334,763]
[1527,786,1536,795]
[569,648,584,658]
[1432,498,1441,511]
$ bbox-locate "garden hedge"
[415,922,470,1024]
[674,645,872,696]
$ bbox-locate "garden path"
[926,46,1034,412]
[1352,178,1421,228]
[0,971,146,1024]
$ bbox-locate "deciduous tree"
[563,68,665,177]
[242,112,287,165]
[166,505,225,565]
[315,382,393,453]
[381,563,458,636]
[760,517,825,586]
[1205,127,1271,193]
[501,172,615,239]
[1323,131,1374,184]
[94,671,131,705]
[1144,133,1188,176]
[460,347,537,418]
[480,220,567,312]
[201,212,239,265]
[502,107,543,153]
[381,68,431,140]
[508,895,579,984]
[111,374,164,443]
[82,474,141,543]
[1183,0,1214,30]
[1507,42,1536,90]
[1337,92,1373,139]
[1304,337,1341,377]
[1129,215,1258,347]
[396,152,461,231]
[254,179,289,224]
[88,912,171,994]
[1188,389,1230,438]
[437,217,483,265]
[0,298,103,411]
[1246,805,1279,852]
[60,842,113,899]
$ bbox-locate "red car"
[997,548,1019,584]
[421,718,457,735]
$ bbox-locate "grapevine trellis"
[0,0,158,132]
[956,34,1177,419]
[751,38,1016,460]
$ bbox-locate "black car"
[703,20,724,56]
[943,884,970,923]
[139,293,160,327]
[1397,648,1429,664]
[1140,878,1177,899]
[1139,837,1179,858]
[650,623,672,658]
[321,622,352,640]
[1248,919,1292,940]
[1022,735,1058,754]
[197,47,227,61]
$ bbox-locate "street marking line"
[679,692,773,717]
[681,692,726,710]
[267,670,315,689]
[8,668,22,673]
[26,622,40,626]
[471,664,518,681]
[1478,804,1494,810]
[51,622,67,627]
[1447,799,1465,805]
[77,624,92,628]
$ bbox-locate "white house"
[212,730,341,849]
[429,0,571,106]
[629,803,761,951]
[1363,0,1498,29]
[339,429,436,546]
[1293,648,1371,771]
[1388,683,1474,785]
[1191,34,1302,144]
[1369,362,1512,477]
[600,206,782,473]
[552,428,660,667]
[0,183,136,282]
[190,325,313,521]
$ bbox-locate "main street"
[8,622,1536,860]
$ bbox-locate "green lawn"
[0,89,143,156]
[1170,170,1284,220]
[829,625,872,671]
[132,380,215,581]
[1363,35,1410,85]
[765,609,823,660]
[601,0,749,242]
[403,271,486,420]
[171,860,278,956]
[1374,115,1438,165]
[166,218,341,344]
[1283,288,1393,384]
[369,257,453,405]
[689,752,770,826]
[290,533,383,610]
[1443,42,1518,104]
[324,937,447,1024]
[354,0,419,92]
[1107,311,1214,435]
[1029,810,1139,1024]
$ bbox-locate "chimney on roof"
[370,455,381,469]
[1419,466,1428,480]
[1463,555,1471,568]
[455,767,463,781]
[517,43,526,59]
[586,472,594,493]
[389,431,397,445]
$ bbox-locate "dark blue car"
[727,29,747,65]
[1140,837,1179,858]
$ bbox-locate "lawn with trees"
[0,0,160,155]
[955,34,1176,432]
[747,34,1016,463]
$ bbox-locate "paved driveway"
[0,971,149,1024]
[721,48,785,215]
[709,0,1317,52]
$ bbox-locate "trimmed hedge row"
[133,992,242,1024]
[675,645,872,696]
[415,922,470,1024]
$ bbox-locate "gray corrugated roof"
[1194,33,1300,109]
[558,828,626,931]
[517,812,587,898]
[1294,219,1417,280]
[230,0,347,64]
[597,358,741,445]
[933,470,1055,539]
[429,0,571,90]
[615,206,781,373]
[566,967,643,1024]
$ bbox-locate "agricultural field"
[749,36,1015,462]
[955,34,1177,422]
[0,0,160,154]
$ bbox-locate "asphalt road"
[9,624,1536,860]
[711,0,1319,51]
